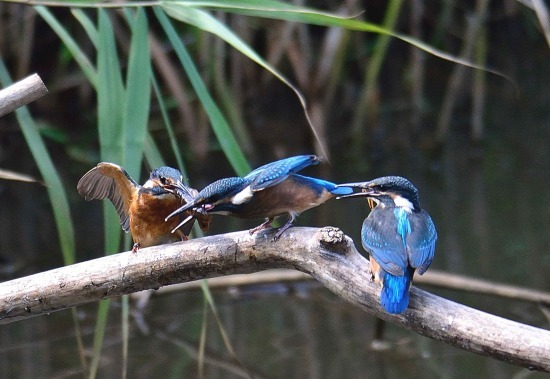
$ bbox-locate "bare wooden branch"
[0,74,48,118]
[0,227,548,372]
[145,268,550,306]
[417,270,550,305]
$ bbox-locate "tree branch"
[0,227,548,372]
[0,73,48,118]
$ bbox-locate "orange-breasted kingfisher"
[166,155,353,241]
[77,162,211,252]
[337,176,437,314]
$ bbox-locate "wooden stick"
[416,270,550,305]
[141,268,550,306]
[0,227,548,372]
[0,73,48,118]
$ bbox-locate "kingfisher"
[337,176,437,314]
[166,155,353,241]
[77,162,211,252]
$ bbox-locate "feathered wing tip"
[380,268,414,314]
[249,155,319,191]
[77,162,139,232]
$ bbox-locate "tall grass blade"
[88,298,111,379]
[199,280,248,373]
[121,294,129,379]
[350,0,403,146]
[160,3,329,157]
[151,73,187,178]
[97,9,125,254]
[198,296,208,378]
[122,8,151,178]
[97,9,125,165]
[161,0,511,82]
[71,308,89,371]
[0,59,76,265]
[0,56,85,373]
[90,10,128,378]
[35,5,97,87]
[154,7,250,176]
[71,8,99,49]
[144,133,166,170]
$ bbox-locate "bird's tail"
[380,267,414,314]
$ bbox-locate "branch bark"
[145,268,550,306]
[0,227,548,372]
[0,74,48,118]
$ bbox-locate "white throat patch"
[393,195,413,212]
[142,179,155,188]
[231,185,254,205]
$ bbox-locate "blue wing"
[361,209,408,276]
[198,177,247,201]
[407,210,437,275]
[247,155,319,191]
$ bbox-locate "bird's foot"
[272,222,293,242]
[132,243,140,253]
[249,218,274,235]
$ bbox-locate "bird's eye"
[160,177,168,185]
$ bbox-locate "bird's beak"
[167,203,211,233]
[170,214,194,234]
[168,181,198,204]
[165,201,197,221]
[335,182,374,199]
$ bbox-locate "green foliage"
[155,8,251,175]
[0,59,76,266]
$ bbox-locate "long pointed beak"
[336,181,372,189]
[165,201,197,221]
[335,182,374,199]
[336,191,372,199]
[168,181,197,203]
[171,214,195,234]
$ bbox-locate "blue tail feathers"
[380,268,414,314]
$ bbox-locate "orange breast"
[129,192,186,248]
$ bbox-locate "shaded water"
[1,14,550,379]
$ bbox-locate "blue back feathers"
[361,194,437,314]
[394,208,412,248]
[199,177,247,201]
[242,155,352,196]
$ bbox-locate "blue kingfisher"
[166,155,353,240]
[337,176,437,314]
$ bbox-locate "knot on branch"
[318,226,345,247]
